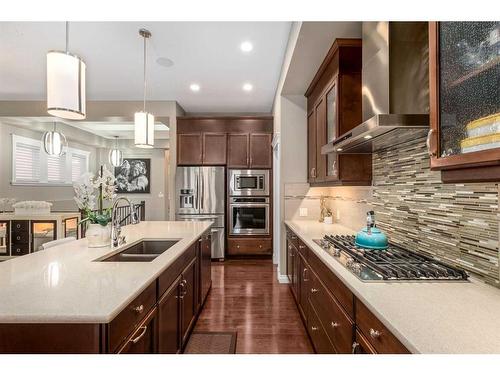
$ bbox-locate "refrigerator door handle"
[195,172,200,210]
[201,172,204,210]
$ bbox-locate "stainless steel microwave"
[229,169,270,196]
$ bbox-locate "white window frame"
[11,134,91,186]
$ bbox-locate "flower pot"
[86,223,111,248]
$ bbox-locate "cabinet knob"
[311,288,318,293]
[311,326,319,331]
[369,328,382,339]
[331,322,339,328]
[237,245,240,248]
[259,245,262,248]
[133,304,144,314]
[299,245,306,250]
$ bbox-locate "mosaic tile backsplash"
[371,137,499,287]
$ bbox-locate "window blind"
[12,134,90,185]
[14,141,41,182]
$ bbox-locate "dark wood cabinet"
[198,233,212,308]
[305,38,372,186]
[285,225,410,355]
[0,234,211,354]
[177,133,203,165]
[202,133,227,165]
[158,276,182,354]
[307,110,317,182]
[249,133,273,168]
[227,238,272,256]
[428,22,500,182]
[228,133,249,168]
[352,329,377,354]
[178,132,227,166]
[227,133,273,168]
[117,308,157,354]
[180,258,197,346]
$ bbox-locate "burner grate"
[320,235,468,281]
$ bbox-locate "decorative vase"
[86,223,111,248]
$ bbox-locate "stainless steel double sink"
[95,240,180,262]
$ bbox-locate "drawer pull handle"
[299,245,306,249]
[182,279,188,296]
[133,304,144,314]
[369,328,381,339]
[352,342,360,354]
[130,326,148,344]
[302,268,308,282]
[331,322,339,328]
[311,288,318,293]
[311,326,318,331]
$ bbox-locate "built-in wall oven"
[229,197,270,235]
[229,169,269,196]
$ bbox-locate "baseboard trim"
[277,274,290,284]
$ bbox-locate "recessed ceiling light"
[243,83,253,92]
[156,57,174,67]
[240,41,253,52]
[363,135,373,140]
[190,83,200,92]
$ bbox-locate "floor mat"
[184,331,237,354]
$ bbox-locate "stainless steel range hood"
[322,22,430,155]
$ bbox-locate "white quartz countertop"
[285,220,500,354]
[0,221,211,324]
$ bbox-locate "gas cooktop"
[313,235,468,282]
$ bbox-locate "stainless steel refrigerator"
[175,166,225,260]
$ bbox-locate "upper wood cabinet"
[177,133,203,165]
[228,133,272,168]
[177,117,273,168]
[202,133,227,165]
[305,39,372,186]
[177,133,227,166]
[227,133,249,168]
[249,133,273,168]
[428,22,500,182]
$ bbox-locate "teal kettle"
[355,211,388,250]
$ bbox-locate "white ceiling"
[282,22,362,95]
[0,22,291,113]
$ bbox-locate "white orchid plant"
[73,166,117,227]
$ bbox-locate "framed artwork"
[114,158,151,194]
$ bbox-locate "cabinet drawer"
[11,221,28,233]
[158,243,197,298]
[116,307,157,354]
[108,282,156,353]
[355,300,409,354]
[297,239,308,258]
[309,269,354,354]
[308,248,354,318]
[227,238,272,255]
[308,303,336,354]
[11,243,29,256]
[285,227,299,249]
[11,232,29,244]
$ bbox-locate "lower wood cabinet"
[0,231,211,354]
[286,225,409,355]
[158,276,182,354]
[198,234,212,308]
[117,307,158,354]
[227,237,272,256]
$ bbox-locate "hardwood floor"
[194,259,313,354]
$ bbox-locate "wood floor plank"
[194,259,313,354]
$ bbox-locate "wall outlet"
[299,207,308,217]
[336,209,341,221]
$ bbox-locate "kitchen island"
[285,220,500,354]
[0,221,213,353]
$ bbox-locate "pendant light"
[134,28,155,148]
[47,22,86,120]
[43,122,67,156]
[109,136,124,167]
